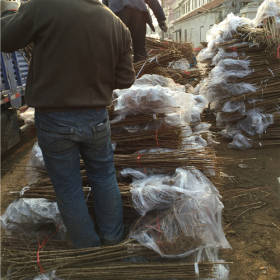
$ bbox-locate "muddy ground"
[1,133,280,279]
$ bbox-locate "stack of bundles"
[2,168,231,280]
[134,37,200,86]
[109,74,216,176]
[196,0,280,149]
[19,74,215,177]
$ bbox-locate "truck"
[1,51,29,154]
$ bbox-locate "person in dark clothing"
[1,0,135,249]
[103,0,168,62]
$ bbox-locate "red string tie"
[228,46,237,52]
[155,130,159,147]
[37,223,61,273]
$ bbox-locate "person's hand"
[1,0,20,14]
[159,21,168,32]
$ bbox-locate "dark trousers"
[35,108,124,248]
[116,7,147,62]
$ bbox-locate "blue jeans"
[35,108,124,248]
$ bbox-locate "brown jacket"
[1,0,135,112]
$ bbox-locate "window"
[200,26,204,42]
[182,4,185,15]
[185,29,188,42]
[190,28,194,42]
[187,1,191,12]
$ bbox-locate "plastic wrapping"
[220,123,242,139]
[221,82,259,96]
[191,105,202,124]
[194,95,208,109]
[0,198,66,238]
[197,48,216,63]
[126,167,220,216]
[237,110,274,135]
[33,271,63,280]
[206,13,252,50]
[253,0,280,26]
[192,123,212,133]
[113,84,195,125]
[130,194,230,258]
[202,263,230,280]
[221,101,245,113]
[182,136,207,149]
[212,48,239,66]
[19,107,35,124]
[26,142,46,185]
[209,59,252,88]
[170,58,190,70]
[228,133,253,150]
[215,112,241,128]
[134,74,186,92]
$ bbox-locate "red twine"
[155,131,159,147]
[137,153,146,173]
[277,44,280,59]
[137,154,143,167]
[228,46,237,52]
[183,71,191,75]
[37,223,61,273]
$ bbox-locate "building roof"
[173,0,226,23]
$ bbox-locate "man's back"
[1,0,135,111]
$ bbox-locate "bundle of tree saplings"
[134,37,199,86]
[196,0,280,149]
[1,235,221,280]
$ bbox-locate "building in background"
[148,0,263,47]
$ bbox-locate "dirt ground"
[1,133,280,279]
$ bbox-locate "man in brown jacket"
[1,0,135,248]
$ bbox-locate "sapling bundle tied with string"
[196,0,280,149]
[134,37,199,86]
